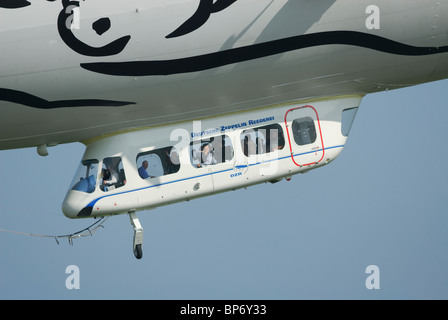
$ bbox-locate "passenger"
[138,160,150,179]
[197,143,216,167]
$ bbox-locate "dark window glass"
[136,146,180,179]
[241,123,285,157]
[292,117,317,146]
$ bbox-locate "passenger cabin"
[62,95,361,219]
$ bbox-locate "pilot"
[138,160,150,179]
[102,163,119,191]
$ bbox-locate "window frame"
[136,146,180,180]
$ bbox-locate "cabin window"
[291,117,317,146]
[136,146,180,179]
[70,159,99,194]
[190,134,234,168]
[241,123,285,157]
[101,157,127,192]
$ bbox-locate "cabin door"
[285,105,325,168]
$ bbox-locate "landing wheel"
[134,244,143,259]
[129,211,144,260]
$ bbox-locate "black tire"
[134,244,143,259]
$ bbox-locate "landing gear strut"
[129,211,143,259]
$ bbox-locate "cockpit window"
[70,159,99,194]
[101,157,126,192]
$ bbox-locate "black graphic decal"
[57,1,131,56]
[81,31,448,77]
[92,18,111,36]
[166,0,238,38]
[2,0,131,56]
[0,0,30,9]
[0,88,135,109]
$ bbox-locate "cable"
[0,216,109,245]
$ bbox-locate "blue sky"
[1,79,447,300]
